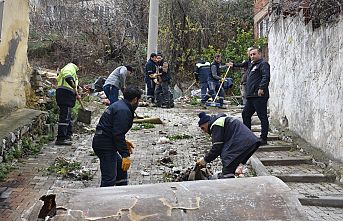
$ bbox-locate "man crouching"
[196,112,261,178]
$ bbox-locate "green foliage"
[167,134,193,141]
[45,99,59,124]
[47,157,81,177]
[190,97,200,106]
[0,164,13,181]
[0,135,51,181]
[162,171,174,182]
[221,28,268,95]
[22,138,41,155]
[131,123,156,131]
[72,102,81,120]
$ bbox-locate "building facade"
[0,0,30,114]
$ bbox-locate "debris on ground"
[157,137,171,144]
[167,134,192,141]
[47,157,94,180]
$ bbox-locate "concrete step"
[276,173,336,183]
[266,164,326,176]
[267,135,280,141]
[260,156,312,166]
[255,150,307,159]
[251,127,261,132]
[299,196,343,208]
[257,145,292,152]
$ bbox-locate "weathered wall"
[0,0,30,112]
[268,13,343,161]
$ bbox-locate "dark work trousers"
[207,81,224,106]
[145,78,156,102]
[200,82,209,103]
[242,97,269,140]
[220,142,260,178]
[57,105,73,141]
[103,84,119,105]
[93,148,128,187]
[155,81,170,106]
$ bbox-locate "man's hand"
[196,158,207,167]
[220,78,225,83]
[122,157,131,171]
[258,89,264,96]
[126,140,134,154]
[76,93,81,100]
[227,62,233,68]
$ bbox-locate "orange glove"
[122,157,131,171]
[196,158,207,167]
[126,140,134,154]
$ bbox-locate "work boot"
[55,139,72,146]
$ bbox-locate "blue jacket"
[246,59,270,98]
[92,99,134,158]
[144,59,157,80]
[195,61,211,83]
[204,114,259,167]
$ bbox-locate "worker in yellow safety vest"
[55,59,81,146]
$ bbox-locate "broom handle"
[213,66,230,102]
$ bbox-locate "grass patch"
[189,97,199,106]
[47,157,81,177]
[131,123,155,131]
[47,157,94,180]
[167,134,193,141]
[0,164,14,181]
[162,172,174,182]
[0,135,52,181]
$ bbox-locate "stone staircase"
[228,107,343,220]
[251,128,343,220]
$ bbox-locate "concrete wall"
[0,0,30,112]
[268,13,343,161]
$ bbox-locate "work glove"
[126,140,134,154]
[196,158,207,167]
[122,157,131,171]
[149,74,157,78]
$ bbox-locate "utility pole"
[147,0,159,60]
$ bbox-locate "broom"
[206,66,231,107]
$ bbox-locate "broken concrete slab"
[31,176,309,220]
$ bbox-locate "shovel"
[77,99,92,124]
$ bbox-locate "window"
[258,15,269,38]
[0,0,4,40]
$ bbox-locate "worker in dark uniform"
[194,60,211,105]
[92,86,143,187]
[196,112,261,178]
[55,59,80,146]
[206,54,229,108]
[144,53,158,103]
